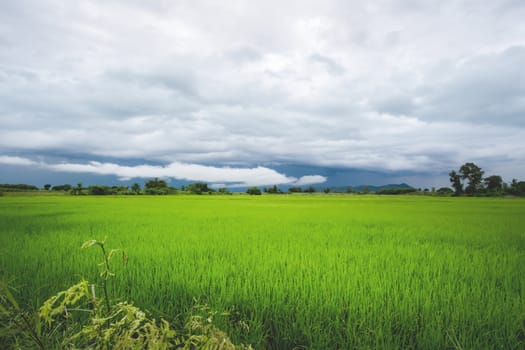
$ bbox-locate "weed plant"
[1,238,250,349]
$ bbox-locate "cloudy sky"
[1,0,524,188]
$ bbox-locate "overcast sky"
[1,0,524,188]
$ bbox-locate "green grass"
[1,195,524,349]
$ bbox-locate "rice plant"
[0,195,524,349]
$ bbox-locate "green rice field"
[1,195,524,349]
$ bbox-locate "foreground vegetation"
[1,239,250,349]
[1,195,524,349]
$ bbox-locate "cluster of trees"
[509,179,525,196]
[264,185,284,194]
[0,184,39,192]
[49,184,72,191]
[449,162,525,196]
[376,188,418,195]
[181,182,231,195]
[40,179,172,196]
[183,182,211,194]
[86,185,136,195]
[289,186,324,193]
[239,185,439,196]
[142,178,171,195]
[42,179,232,196]
[246,185,319,195]
[246,187,262,195]
[87,179,178,195]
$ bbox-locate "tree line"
[0,184,39,192]
[1,164,524,197]
[33,179,231,196]
[449,162,525,196]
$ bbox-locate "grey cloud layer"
[1,0,524,180]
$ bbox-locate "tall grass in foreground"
[0,195,524,349]
[1,238,251,349]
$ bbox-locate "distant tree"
[131,183,141,194]
[436,187,454,196]
[266,185,282,194]
[449,162,513,196]
[113,185,129,194]
[145,178,168,190]
[187,182,211,194]
[448,170,463,196]
[72,182,83,195]
[362,186,369,194]
[484,175,503,194]
[324,187,330,193]
[346,187,353,193]
[288,187,302,193]
[44,184,52,190]
[145,188,168,195]
[304,186,316,193]
[218,187,230,194]
[88,185,111,195]
[509,179,525,196]
[0,184,39,192]
[52,184,72,191]
[246,186,261,195]
[376,188,417,195]
[144,178,169,195]
[459,162,484,195]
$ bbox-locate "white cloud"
[0,156,328,187]
[293,175,327,186]
[0,155,38,166]
[48,161,299,187]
